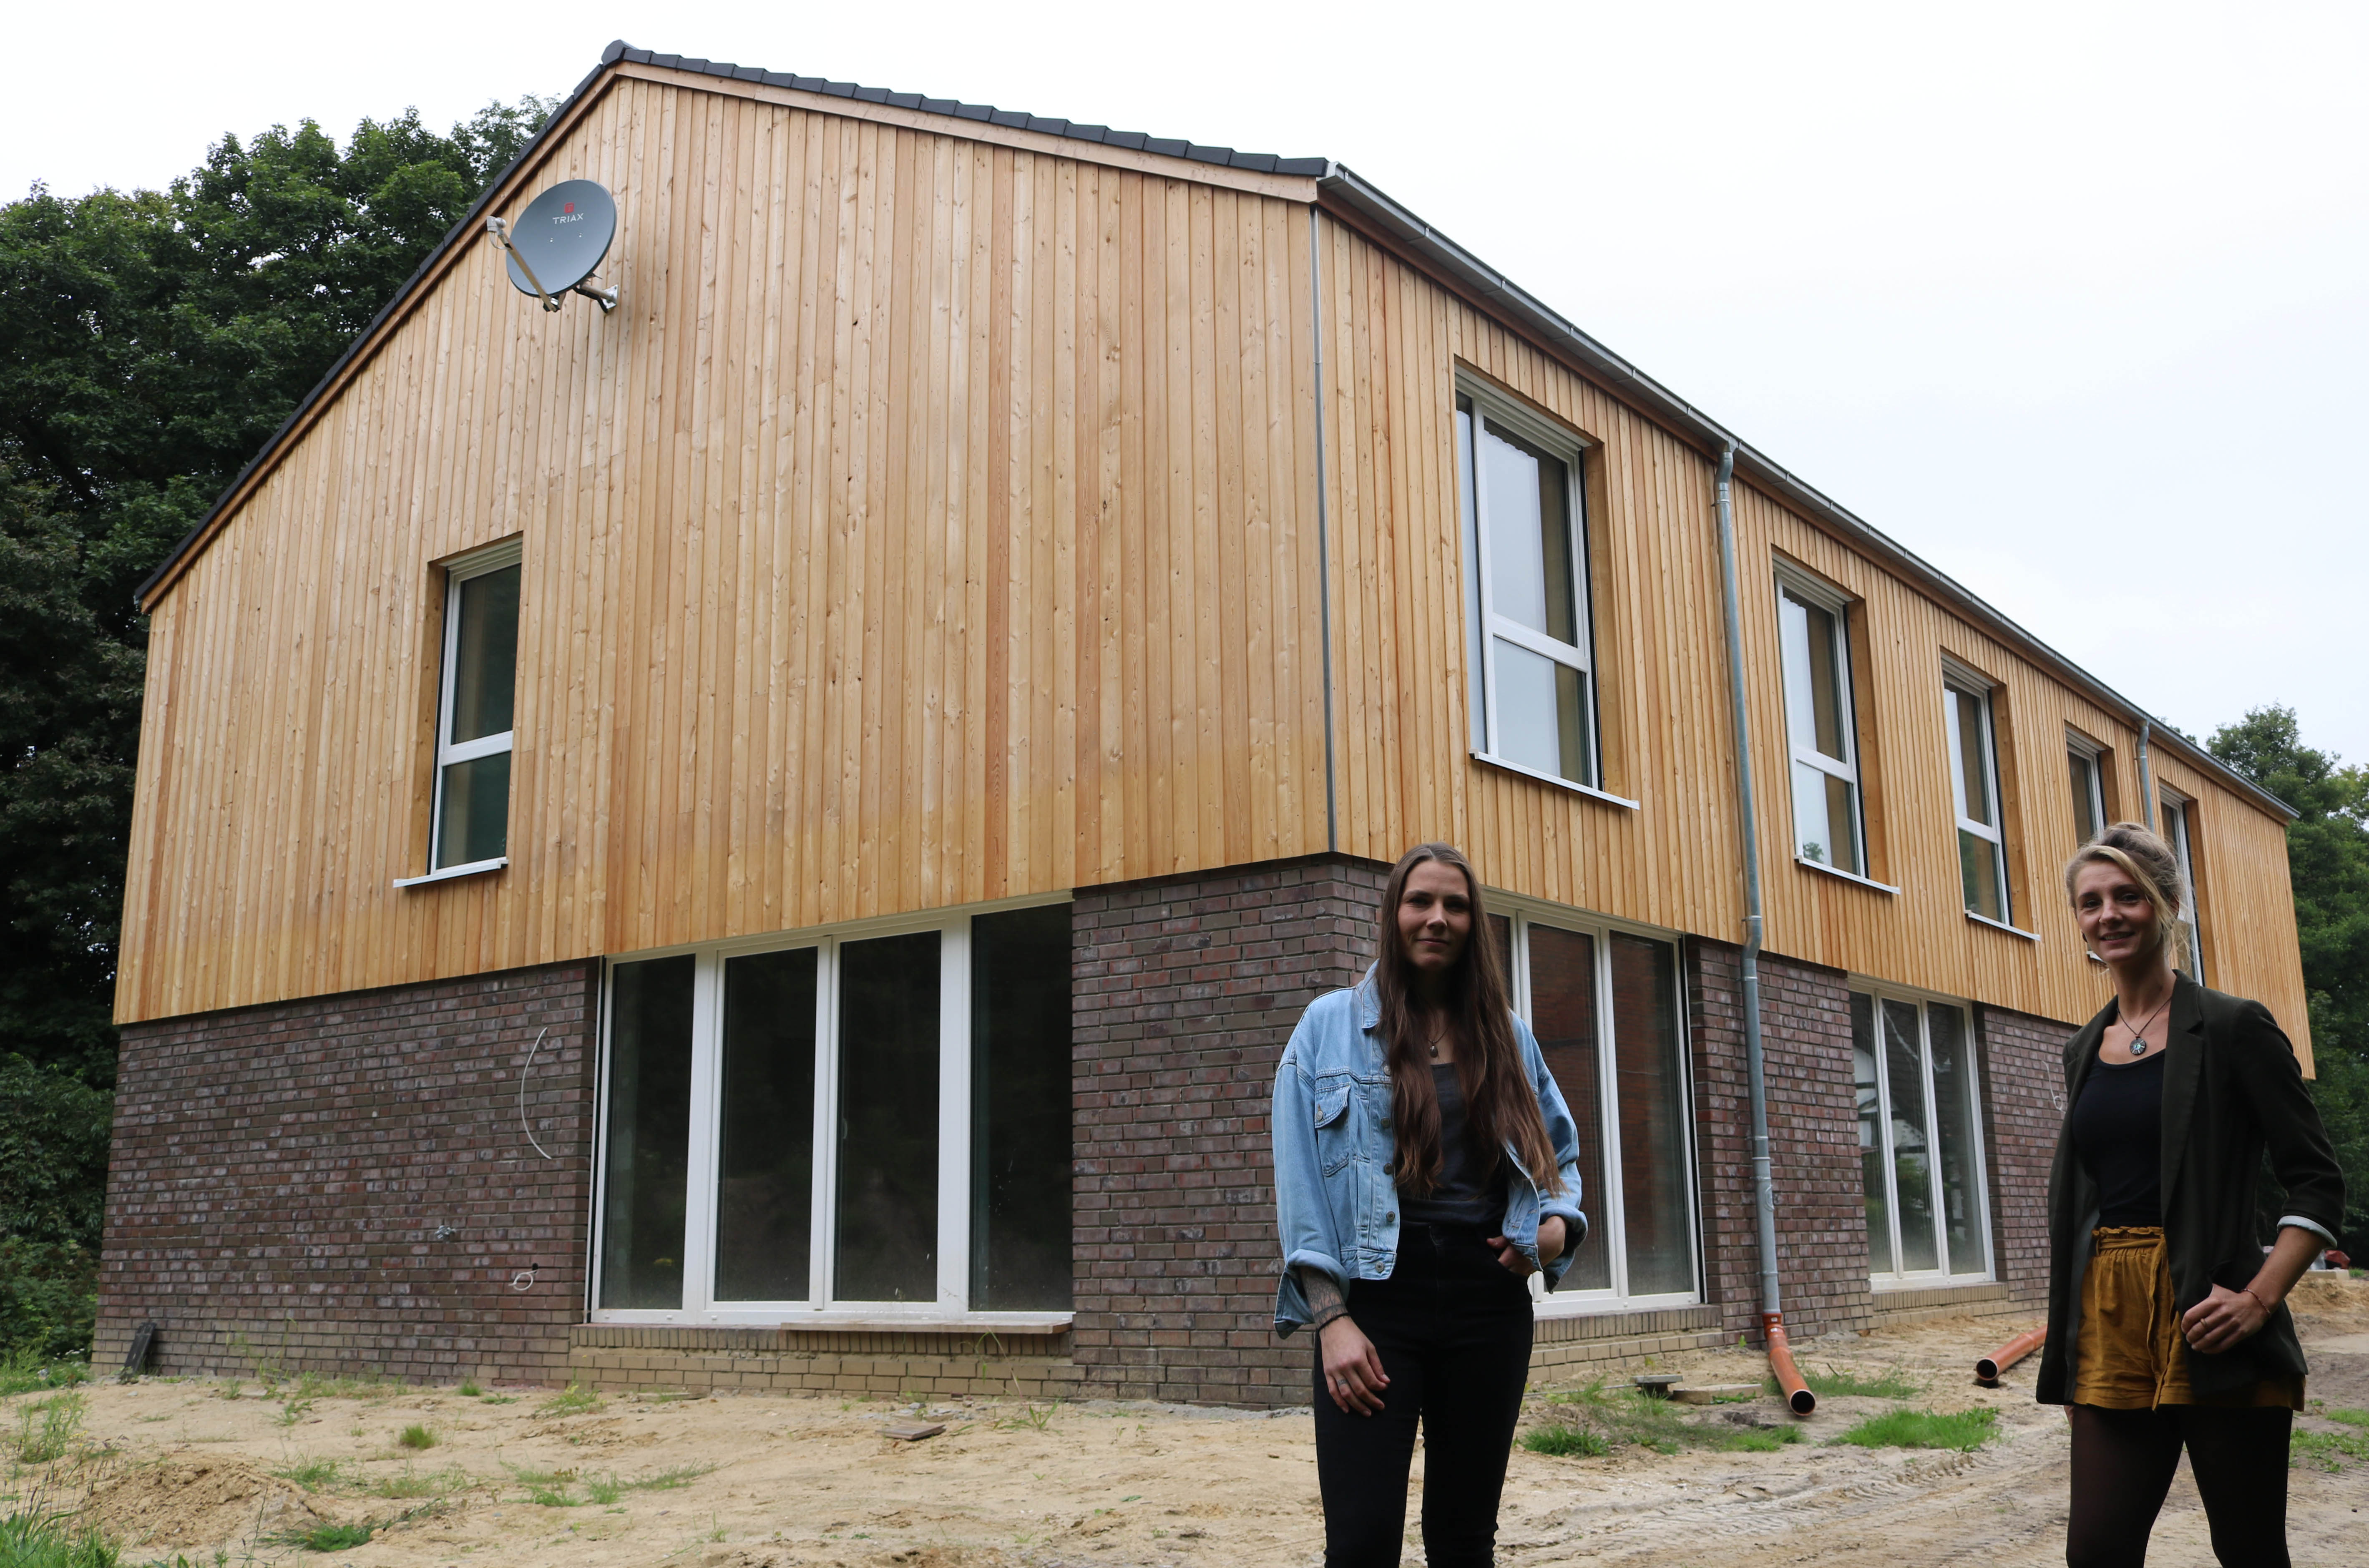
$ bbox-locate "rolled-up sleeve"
[1273,1025,1345,1333]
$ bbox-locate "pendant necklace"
[2119,991,2172,1057]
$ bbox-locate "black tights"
[2067,1404,2292,1568]
[1312,1223,1535,1567]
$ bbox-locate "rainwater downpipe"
[2138,720,2157,830]
[1712,442,1816,1416]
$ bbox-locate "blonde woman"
[2036,822,2344,1568]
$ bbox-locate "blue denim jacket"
[1272,970,1589,1334]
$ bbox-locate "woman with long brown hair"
[2037,822,2344,1567]
[1272,843,1587,1567]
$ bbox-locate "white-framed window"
[1456,383,1603,794]
[2067,731,2107,847]
[1775,568,1866,876]
[1850,985,1991,1285]
[2158,788,2206,980]
[430,540,522,872]
[593,898,1074,1325]
[1941,664,2012,925]
[1484,898,1699,1312]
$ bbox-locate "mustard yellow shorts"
[2074,1226,2301,1410]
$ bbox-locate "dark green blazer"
[2035,974,2345,1405]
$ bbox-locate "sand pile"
[80,1455,329,1549]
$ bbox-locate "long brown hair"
[1374,844,1563,1197]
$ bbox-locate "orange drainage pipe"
[1763,1313,1816,1415]
[1976,1327,2046,1385]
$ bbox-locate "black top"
[2067,1050,2165,1226]
[1400,1064,1509,1231]
[2036,975,2348,1406]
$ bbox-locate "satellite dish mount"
[487,179,620,314]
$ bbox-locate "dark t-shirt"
[2069,1050,2166,1227]
[1400,1063,1510,1231]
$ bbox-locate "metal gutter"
[1310,163,2292,826]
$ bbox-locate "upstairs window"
[1456,387,1601,792]
[433,542,522,871]
[1775,570,1866,875]
[2067,733,2107,846]
[1942,667,2011,924]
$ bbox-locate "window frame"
[1772,565,1869,878]
[2066,730,2107,847]
[427,538,523,877]
[1849,979,1995,1289]
[1941,661,2014,927]
[1490,891,1701,1316]
[2158,787,2206,981]
[1456,380,1625,805]
[588,893,1075,1329]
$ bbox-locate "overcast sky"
[12,1,2363,770]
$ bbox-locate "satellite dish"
[486,180,619,313]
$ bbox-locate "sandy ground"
[10,1275,2366,1568]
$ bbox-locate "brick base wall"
[1687,940,1874,1341]
[1069,854,1391,1407]
[1977,1000,2080,1307]
[95,962,599,1384]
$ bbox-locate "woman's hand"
[2181,1283,2271,1354]
[1319,1316,1389,1415]
[1485,1216,1566,1276]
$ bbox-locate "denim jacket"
[1272,970,1589,1334]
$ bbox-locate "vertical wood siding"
[116,78,1326,1022]
[1311,216,2311,1056]
[117,75,2310,1066]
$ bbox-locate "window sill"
[1964,910,2038,942]
[587,1309,1074,1333]
[1794,857,1900,895]
[1470,751,1640,810]
[1870,1272,1997,1294]
[393,857,508,889]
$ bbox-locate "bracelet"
[1310,1302,1348,1331]
[2242,1285,2277,1317]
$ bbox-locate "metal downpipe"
[1712,442,1815,1416]
[2138,719,2156,830]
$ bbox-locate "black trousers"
[2066,1403,2293,1568]
[1312,1222,1535,1568]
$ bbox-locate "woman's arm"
[2183,1226,2322,1354]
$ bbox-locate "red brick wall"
[94,962,599,1384]
[1686,939,1875,1339]
[1070,855,1391,1407]
[1976,1001,2079,1306]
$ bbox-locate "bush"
[0,1058,111,1362]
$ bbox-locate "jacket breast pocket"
[1313,1084,1356,1177]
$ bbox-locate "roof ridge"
[606,41,1329,178]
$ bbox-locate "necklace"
[2117,989,2173,1057]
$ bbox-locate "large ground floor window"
[1851,985,1992,1285]
[1487,899,1700,1310]
[595,900,1074,1324]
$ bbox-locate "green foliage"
[0,1510,119,1567]
[537,1383,600,1417]
[1538,1377,1785,1454]
[8,1393,86,1464]
[2209,706,2369,1256]
[0,1058,110,1361]
[1519,1423,1610,1457]
[272,1457,342,1491]
[276,1523,370,1552]
[456,1378,481,1397]
[0,1349,89,1398]
[1765,1364,1924,1400]
[1716,1425,1803,1452]
[1831,1406,1996,1452]
[394,1423,436,1450]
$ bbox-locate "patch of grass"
[1717,1426,1803,1452]
[1520,1424,1611,1457]
[626,1463,713,1492]
[1540,1378,1698,1453]
[368,1465,470,1500]
[507,1465,582,1507]
[0,1352,90,1400]
[272,1457,343,1492]
[478,1394,517,1405]
[584,1478,621,1505]
[538,1383,601,1418]
[456,1378,482,1398]
[271,1522,372,1551]
[274,1397,314,1429]
[1832,1407,1997,1452]
[994,1400,1061,1431]
[10,1394,86,1465]
[2325,1407,2369,1430]
[2291,1415,2369,1473]
[1768,1364,1925,1400]
[395,1424,438,1451]
[0,1510,117,1566]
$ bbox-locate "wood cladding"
[116,63,2311,1066]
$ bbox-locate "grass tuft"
[10,1394,86,1465]
[1716,1426,1803,1452]
[273,1457,343,1492]
[1767,1364,1925,1400]
[395,1423,438,1451]
[2291,1410,2369,1473]
[538,1383,601,1418]
[0,1352,90,1400]
[1520,1424,1610,1457]
[369,1465,471,1500]
[1832,1407,1997,1452]
[273,1522,372,1551]
[0,1510,117,1567]
[456,1378,482,1398]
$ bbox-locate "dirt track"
[13,1274,2366,1567]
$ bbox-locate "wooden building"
[96,42,2308,1401]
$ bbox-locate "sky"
[10,0,2364,770]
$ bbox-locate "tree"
[0,95,553,1355]
[2208,705,2369,1258]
